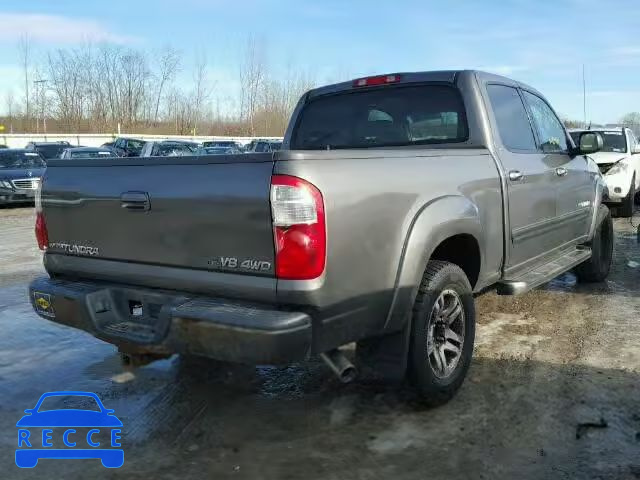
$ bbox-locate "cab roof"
[307,70,544,100]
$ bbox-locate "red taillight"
[353,74,401,88]
[271,175,326,280]
[35,211,48,251]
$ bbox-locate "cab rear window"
[291,84,468,150]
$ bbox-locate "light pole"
[33,79,47,135]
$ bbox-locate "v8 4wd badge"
[208,256,271,272]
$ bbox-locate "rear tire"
[407,260,475,406]
[575,205,613,283]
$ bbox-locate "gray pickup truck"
[29,70,612,405]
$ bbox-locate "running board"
[496,248,592,295]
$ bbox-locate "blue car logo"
[16,391,123,468]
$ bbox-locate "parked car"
[166,139,200,152]
[195,146,242,155]
[29,70,612,405]
[202,140,243,150]
[244,139,282,152]
[0,144,8,149]
[0,149,46,204]
[25,141,71,161]
[60,147,118,160]
[139,141,194,157]
[569,127,640,217]
[242,139,264,152]
[110,137,146,157]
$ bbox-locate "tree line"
[1,35,315,136]
[562,112,640,135]
[5,36,640,138]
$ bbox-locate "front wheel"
[619,175,635,217]
[575,205,613,283]
[408,260,475,406]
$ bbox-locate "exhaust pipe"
[321,349,357,383]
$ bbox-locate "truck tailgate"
[42,154,276,282]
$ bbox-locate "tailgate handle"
[121,192,150,211]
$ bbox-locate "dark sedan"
[0,149,46,205]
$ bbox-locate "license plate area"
[85,288,182,344]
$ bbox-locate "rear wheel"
[407,260,475,406]
[575,205,613,283]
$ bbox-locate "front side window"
[291,84,468,150]
[522,91,568,153]
[487,84,537,152]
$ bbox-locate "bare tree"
[18,34,31,131]
[620,112,640,137]
[153,46,180,125]
[48,49,86,131]
[239,35,266,136]
[191,53,211,135]
[5,90,15,133]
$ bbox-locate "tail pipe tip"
[320,349,357,383]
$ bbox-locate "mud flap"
[355,322,411,383]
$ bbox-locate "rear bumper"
[28,277,312,364]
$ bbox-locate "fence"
[0,133,283,149]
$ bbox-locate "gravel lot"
[1,205,640,479]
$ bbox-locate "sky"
[0,0,639,123]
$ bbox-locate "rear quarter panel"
[274,148,502,350]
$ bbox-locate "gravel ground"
[1,205,640,479]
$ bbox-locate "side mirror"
[578,132,603,155]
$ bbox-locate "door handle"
[556,167,568,177]
[121,191,150,211]
[508,170,524,181]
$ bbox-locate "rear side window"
[487,85,537,152]
[291,84,468,150]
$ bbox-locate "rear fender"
[382,195,483,333]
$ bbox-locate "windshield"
[0,151,46,168]
[291,84,468,150]
[570,131,627,153]
[70,150,116,159]
[35,144,67,159]
[598,131,627,153]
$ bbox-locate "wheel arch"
[382,195,484,333]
